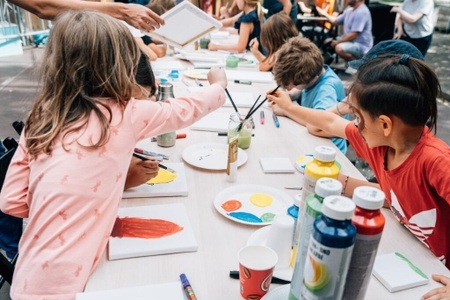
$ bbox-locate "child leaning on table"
[0,11,227,299]
[269,36,348,153]
[249,12,299,72]
[208,0,264,53]
[266,54,450,269]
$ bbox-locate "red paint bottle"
[343,186,386,300]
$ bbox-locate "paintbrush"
[132,153,175,173]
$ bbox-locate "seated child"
[209,0,264,53]
[267,54,450,269]
[249,12,298,72]
[0,11,227,299]
[270,36,347,153]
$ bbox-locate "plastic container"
[301,196,356,300]
[287,193,302,246]
[343,186,385,300]
[289,178,343,300]
[156,83,176,147]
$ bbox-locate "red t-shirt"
[346,124,450,268]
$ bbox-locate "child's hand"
[124,157,159,190]
[207,67,228,89]
[266,90,293,110]
[249,38,259,54]
[270,102,287,117]
[422,274,450,300]
[208,43,217,51]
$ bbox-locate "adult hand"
[249,38,259,54]
[266,90,294,110]
[122,4,164,32]
[422,275,450,300]
[124,157,159,190]
[331,39,338,48]
[390,6,401,14]
[207,67,228,89]
[393,27,404,39]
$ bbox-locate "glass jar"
[156,83,176,147]
[226,54,239,68]
[227,112,253,150]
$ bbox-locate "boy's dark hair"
[136,52,157,97]
[351,55,440,132]
[273,37,323,88]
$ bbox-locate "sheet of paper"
[122,163,188,198]
[146,1,222,48]
[108,203,198,260]
[151,60,186,71]
[76,281,184,300]
[225,70,274,83]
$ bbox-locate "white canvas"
[76,281,184,300]
[260,157,296,174]
[372,252,429,292]
[122,163,188,198]
[146,1,222,48]
[225,70,274,83]
[190,112,230,132]
[108,203,198,260]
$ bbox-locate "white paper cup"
[265,215,294,269]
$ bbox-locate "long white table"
[82,55,450,299]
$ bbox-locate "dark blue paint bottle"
[301,196,356,300]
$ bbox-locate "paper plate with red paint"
[214,184,293,226]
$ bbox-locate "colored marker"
[180,273,197,300]
[134,148,169,160]
[260,110,265,125]
[234,80,252,85]
[218,132,254,136]
[151,133,187,142]
[272,113,280,128]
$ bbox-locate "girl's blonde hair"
[244,0,265,22]
[25,11,141,159]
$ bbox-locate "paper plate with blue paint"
[214,184,293,226]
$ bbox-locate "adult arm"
[390,6,425,24]
[316,6,339,25]
[278,0,293,16]
[8,0,164,32]
[393,13,405,39]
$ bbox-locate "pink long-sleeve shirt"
[0,85,225,299]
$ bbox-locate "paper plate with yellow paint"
[214,184,292,226]
[183,69,208,80]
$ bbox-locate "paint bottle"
[226,134,238,182]
[289,178,342,300]
[301,196,356,300]
[287,193,301,246]
[343,186,385,300]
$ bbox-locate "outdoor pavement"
[0,8,449,298]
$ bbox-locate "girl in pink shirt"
[0,11,227,299]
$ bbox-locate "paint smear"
[111,217,183,239]
[229,212,262,223]
[147,169,177,185]
[249,193,273,207]
[222,199,242,212]
[260,212,276,222]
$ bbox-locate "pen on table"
[272,113,280,128]
[234,80,252,85]
[229,270,290,284]
[134,147,169,160]
[260,110,265,125]
[218,132,254,136]
[151,133,187,142]
[180,273,198,300]
[132,152,175,173]
[195,78,203,87]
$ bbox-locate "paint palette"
[183,69,208,80]
[214,184,292,226]
[182,142,248,170]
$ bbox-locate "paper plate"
[182,142,247,170]
[247,226,294,281]
[214,184,292,226]
[261,284,290,299]
[183,69,208,80]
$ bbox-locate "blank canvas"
[146,1,222,48]
[225,70,274,83]
[108,203,198,260]
[122,163,188,198]
[190,112,230,132]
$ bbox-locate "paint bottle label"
[301,237,354,300]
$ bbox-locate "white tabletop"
[82,54,450,299]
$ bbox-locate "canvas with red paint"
[108,203,198,260]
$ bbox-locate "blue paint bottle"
[301,196,356,300]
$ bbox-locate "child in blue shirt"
[270,36,347,153]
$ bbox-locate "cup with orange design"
[238,245,278,299]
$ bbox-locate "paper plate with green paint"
[214,184,293,226]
